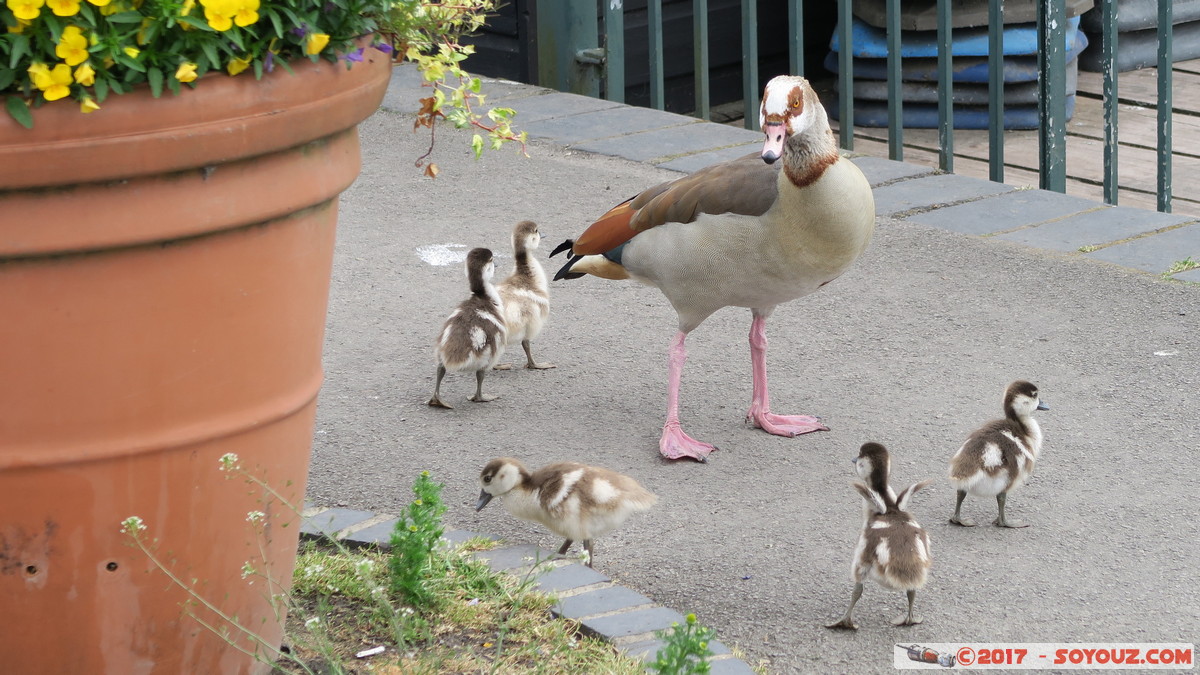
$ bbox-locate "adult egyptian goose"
[495,220,554,370]
[827,442,933,630]
[475,457,657,567]
[550,75,875,461]
[949,380,1049,528]
[427,248,507,408]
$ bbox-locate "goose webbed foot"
[468,370,498,403]
[892,590,922,626]
[746,408,829,437]
[949,515,977,527]
[522,340,556,369]
[659,421,715,462]
[427,395,452,409]
[993,493,1028,528]
[825,617,858,630]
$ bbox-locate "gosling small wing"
[571,153,780,256]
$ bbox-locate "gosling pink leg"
[659,331,717,462]
[745,315,828,436]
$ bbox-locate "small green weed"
[1163,256,1199,278]
[388,471,449,608]
[1077,244,1100,253]
[649,612,717,675]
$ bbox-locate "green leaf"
[94,76,109,102]
[0,70,15,94]
[470,133,483,160]
[147,67,163,97]
[105,11,146,24]
[166,77,180,96]
[276,59,295,76]
[4,96,33,130]
[268,10,284,38]
[468,76,481,93]
[8,35,30,70]
[200,41,220,70]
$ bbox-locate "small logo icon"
[904,644,957,668]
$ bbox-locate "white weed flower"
[240,562,256,579]
[218,453,240,471]
[120,516,147,534]
[304,616,320,629]
[245,511,266,523]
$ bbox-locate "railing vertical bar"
[649,0,665,110]
[1102,0,1118,203]
[1038,0,1067,192]
[838,0,854,149]
[886,0,903,160]
[789,0,805,77]
[694,0,710,119]
[937,0,953,171]
[988,0,1004,182]
[605,0,625,103]
[1158,0,1173,212]
[742,0,760,130]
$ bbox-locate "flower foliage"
[0,0,524,170]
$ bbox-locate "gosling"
[475,457,657,567]
[949,380,1049,528]
[827,442,933,630]
[495,220,554,370]
[428,248,506,408]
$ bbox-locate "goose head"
[852,441,891,485]
[1003,380,1050,419]
[474,457,525,511]
[759,75,823,164]
[512,220,542,252]
[466,247,496,282]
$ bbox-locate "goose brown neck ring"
[782,126,839,189]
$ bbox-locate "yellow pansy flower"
[124,46,140,58]
[40,64,74,101]
[180,0,193,13]
[56,26,90,66]
[80,97,100,113]
[45,0,79,16]
[175,61,198,83]
[226,55,249,76]
[85,0,110,5]
[6,18,31,32]
[6,0,44,21]
[204,7,232,30]
[232,0,257,26]
[136,17,152,44]
[306,33,330,55]
[27,62,52,90]
[74,62,95,86]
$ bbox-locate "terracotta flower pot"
[0,49,390,674]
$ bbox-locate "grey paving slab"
[472,544,554,571]
[440,529,499,547]
[299,508,376,540]
[623,637,734,663]
[578,607,688,640]
[533,562,611,593]
[1172,267,1200,282]
[503,91,624,124]
[552,585,654,619]
[906,189,1104,236]
[379,65,428,114]
[573,122,761,163]
[656,143,762,174]
[850,155,938,186]
[994,205,1195,252]
[522,106,695,145]
[1085,222,1200,274]
[871,172,1015,216]
[341,517,399,548]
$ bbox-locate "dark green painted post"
[838,0,854,149]
[988,0,1004,182]
[789,0,805,77]
[537,0,600,97]
[1038,0,1067,193]
[1157,0,1173,212]
[886,0,903,160]
[937,0,953,171]
[695,0,710,119]
[649,0,665,110]
[605,0,625,103]
[743,0,760,130]
[1101,0,1118,204]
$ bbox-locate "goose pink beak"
[761,122,786,164]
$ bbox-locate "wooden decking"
[824,61,1200,218]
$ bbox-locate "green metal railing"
[538,0,1179,213]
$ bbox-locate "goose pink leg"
[746,315,828,436]
[659,331,717,462]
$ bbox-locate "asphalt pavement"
[305,66,1200,673]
